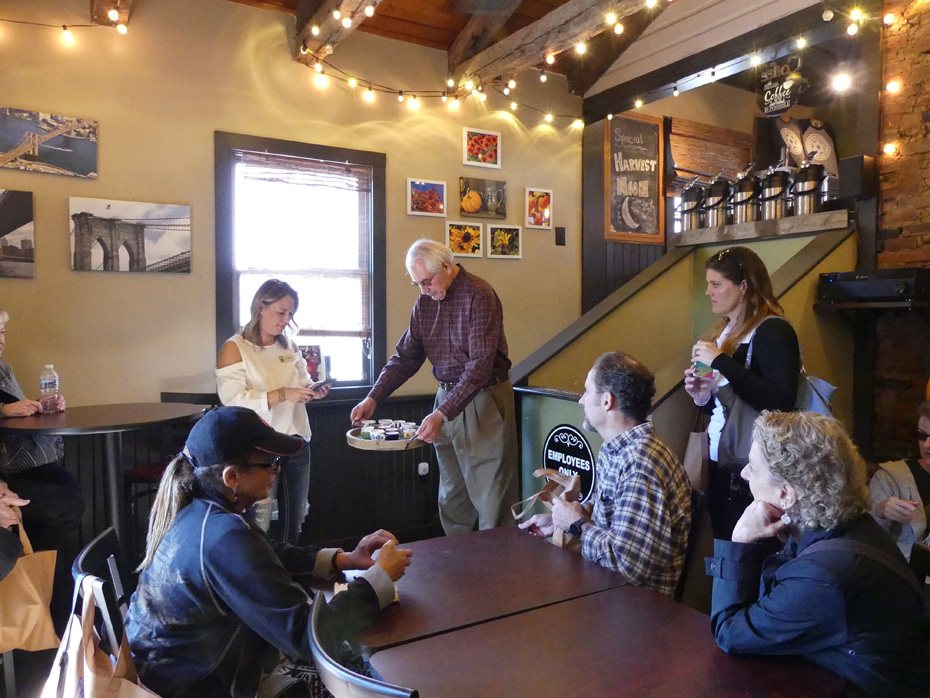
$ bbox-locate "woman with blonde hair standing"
[684,247,800,539]
[217,279,327,544]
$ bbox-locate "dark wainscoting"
[61,394,442,572]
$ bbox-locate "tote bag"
[41,576,160,698]
[0,513,59,653]
[683,411,710,492]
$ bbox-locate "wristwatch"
[569,517,588,538]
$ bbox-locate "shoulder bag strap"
[801,538,923,596]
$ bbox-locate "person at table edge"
[351,238,518,536]
[707,411,928,697]
[520,352,691,597]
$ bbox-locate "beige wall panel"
[0,0,582,405]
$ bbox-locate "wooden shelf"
[668,210,849,247]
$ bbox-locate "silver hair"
[752,411,870,532]
[0,307,9,324]
[405,238,453,275]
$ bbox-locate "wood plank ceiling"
[222,0,668,96]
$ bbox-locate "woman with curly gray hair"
[707,411,928,697]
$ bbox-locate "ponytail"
[137,455,195,572]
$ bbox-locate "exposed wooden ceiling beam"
[90,0,133,27]
[295,0,386,65]
[447,0,522,75]
[451,0,657,88]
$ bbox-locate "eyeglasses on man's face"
[410,272,438,289]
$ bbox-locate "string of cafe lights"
[0,7,129,39]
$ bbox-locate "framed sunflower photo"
[446,221,483,258]
[463,127,501,169]
[487,225,521,260]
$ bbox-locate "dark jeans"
[708,462,752,541]
[4,463,84,631]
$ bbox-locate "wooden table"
[0,403,206,547]
[370,584,845,698]
[355,526,627,653]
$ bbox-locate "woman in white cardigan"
[869,401,930,559]
[216,279,329,544]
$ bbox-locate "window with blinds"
[231,150,374,384]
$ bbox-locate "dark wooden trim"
[213,131,387,391]
[512,245,693,384]
[514,386,581,402]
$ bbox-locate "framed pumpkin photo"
[525,187,552,229]
[487,225,521,259]
[463,127,501,169]
[459,176,506,219]
[446,221,483,257]
[406,178,446,217]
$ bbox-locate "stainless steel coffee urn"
[732,164,760,225]
[680,179,704,232]
[791,155,827,216]
[703,177,731,228]
[760,168,792,220]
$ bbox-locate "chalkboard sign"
[604,113,665,245]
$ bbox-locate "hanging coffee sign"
[542,425,596,504]
[758,56,805,117]
[604,113,665,245]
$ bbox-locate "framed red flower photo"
[463,127,501,169]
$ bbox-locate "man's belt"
[437,375,508,392]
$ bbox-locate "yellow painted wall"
[0,0,582,405]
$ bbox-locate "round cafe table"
[0,402,206,551]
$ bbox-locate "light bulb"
[311,25,320,36]
[342,16,352,28]
[646,0,657,7]
[886,80,901,93]
[314,62,323,72]
[614,23,624,34]
[471,87,479,96]
[108,8,119,21]
[822,8,834,21]
[796,37,807,48]
[441,92,448,103]
[479,92,487,102]
[572,119,584,128]
[299,43,309,55]
[449,97,460,110]
[323,44,334,55]
[116,22,127,34]
[883,13,894,25]
[850,8,862,20]
[510,102,517,110]
[61,26,74,45]
[365,4,375,17]
[314,73,328,87]
[750,54,762,66]
[464,79,474,91]
[575,41,586,55]
[332,9,341,19]
[634,99,643,108]
[507,79,516,89]
[545,114,553,123]
[397,91,404,102]
[673,86,679,96]
[447,78,455,88]
[883,142,897,155]
[363,88,375,102]
[540,72,547,83]
[546,54,555,65]
[503,87,510,95]
[408,95,419,109]
[832,73,851,91]
[348,77,357,88]
[606,12,616,24]
[607,113,613,120]
[847,22,858,36]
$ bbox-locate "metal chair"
[1,650,15,698]
[71,527,128,654]
[309,595,418,698]
[674,488,710,606]
[909,541,930,616]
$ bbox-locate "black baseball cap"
[184,406,304,468]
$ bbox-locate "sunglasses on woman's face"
[251,455,282,473]
[918,430,930,442]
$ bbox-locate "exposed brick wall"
[873,1,930,460]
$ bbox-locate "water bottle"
[39,364,59,413]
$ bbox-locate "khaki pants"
[433,380,519,536]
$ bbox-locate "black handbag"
[715,383,757,474]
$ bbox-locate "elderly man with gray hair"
[351,239,517,536]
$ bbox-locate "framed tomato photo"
[487,225,521,259]
[446,221,483,257]
[463,127,501,169]
[525,187,552,229]
[407,178,446,217]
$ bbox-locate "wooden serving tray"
[346,428,425,451]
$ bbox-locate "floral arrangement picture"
[446,221,483,257]
[407,178,446,217]
[525,188,552,229]
[463,127,501,169]
[488,225,521,259]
